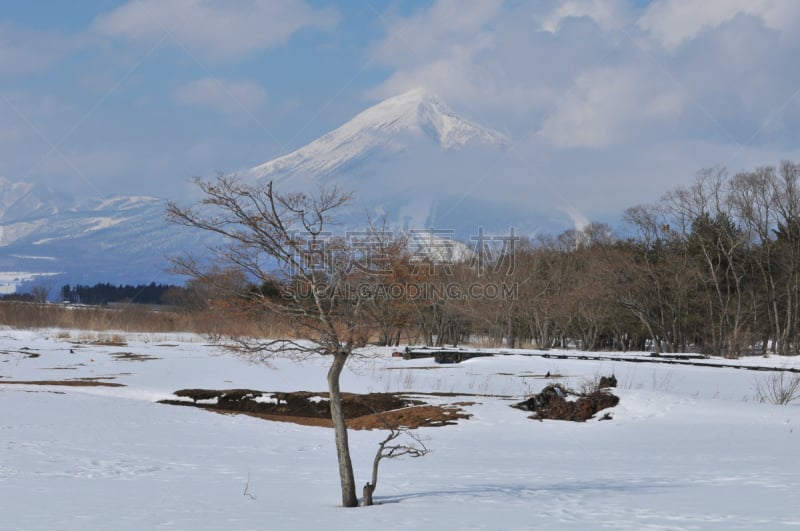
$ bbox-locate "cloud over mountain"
[93,0,339,60]
[250,88,569,236]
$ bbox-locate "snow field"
[1,329,799,530]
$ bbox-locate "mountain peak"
[341,87,506,149]
[250,89,507,180]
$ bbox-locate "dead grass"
[0,300,299,338]
[231,404,470,430]
[160,390,472,430]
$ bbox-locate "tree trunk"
[362,430,383,507]
[328,351,358,507]
[363,483,374,506]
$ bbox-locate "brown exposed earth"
[0,378,125,387]
[111,352,161,362]
[159,389,473,430]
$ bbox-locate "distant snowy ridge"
[250,88,508,180]
[0,177,62,222]
[0,177,33,210]
[408,229,475,264]
[0,178,213,291]
[91,195,162,211]
[0,179,165,249]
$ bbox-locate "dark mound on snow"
[513,382,619,422]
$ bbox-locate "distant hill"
[0,178,208,293]
[0,90,573,294]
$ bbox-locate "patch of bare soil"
[159,389,472,430]
[0,349,40,359]
[513,382,619,422]
[89,340,127,347]
[111,352,161,362]
[0,378,125,387]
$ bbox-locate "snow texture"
[1,328,799,529]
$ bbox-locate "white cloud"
[363,0,800,221]
[367,0,504,109]
[174,77,267,117]
[374,0,502,67]
[539,67,685,148]
[367,1,561,116]
[368,0,800,149]
[539,0,632,33]
[368,40,492,108]
[639,0,800,50]
[367,1,644,118]
[93,0,339,60]
[559,205,590,231]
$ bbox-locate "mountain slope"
[250,88,509,181]
[0,179,211,291]
[246,89,557,235]
[0,178,71,226]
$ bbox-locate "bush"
[754,372,800,405]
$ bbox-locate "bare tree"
[362,421,429,506]
[729,166,781,354]
[622,204,696,353]
[30,285,50,305]
[167,173,372,507]
[771,161,800,354]
[351,225,416,347]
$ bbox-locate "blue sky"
[3,0,800,223]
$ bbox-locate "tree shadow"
[375,479,679,505]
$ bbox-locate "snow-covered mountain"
[248,89,559,234]
[0,178,207,293]
[0,178,70,225]
[251,88,509,180]
[249,89,566,237]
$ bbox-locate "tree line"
[412,161,800,357]
[60,282,180,305]
[176,162,800,358]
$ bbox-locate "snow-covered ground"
[1,328,799,530]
